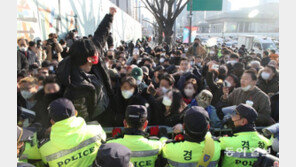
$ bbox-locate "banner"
[182,26,198,43]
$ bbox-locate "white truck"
[238,35,278,55]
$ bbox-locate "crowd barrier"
[102,126,267,138]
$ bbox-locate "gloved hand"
[149,126,159,136]
[174,134,184,141]
[112,128,122,137]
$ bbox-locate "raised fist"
[109,7,117,16]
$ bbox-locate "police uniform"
[219,104,271,167]
[162,106,221,167]
[107,105,167,167]
[17,126,36,167]
[38,98,106,167]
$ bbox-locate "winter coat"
[221,86,275,126]
[257,71,279,95]
[149,97,184,127]
[205,71,223,106]
[57,14,115,126]
[19,49,39,66]
[270,92,279,123]
[187,99,222,128]
[186,44,207,58]
[17,50,29,71]
[114,88,149,127]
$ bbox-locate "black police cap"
[235,103,258,124]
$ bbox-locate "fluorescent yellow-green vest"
[107,135,167,167]
[162,133,221,167]
[219,131,271,167]
[39,117,106,167]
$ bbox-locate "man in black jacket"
[57,7,117,126]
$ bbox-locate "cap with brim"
[125,105,147,123]
[95,143,131,167]
[235,103,258,123]
[48,98,75,122]
[131,67,143,81]
[184,106,209,134]
[17,126,34,142]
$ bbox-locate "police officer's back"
[161,106,221,167]
[38,98,106,167]
[219,103,271,167]
[107,105,167,167]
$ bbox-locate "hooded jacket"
[57,14,116,126]
[38,117,106,167]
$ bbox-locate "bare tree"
[141,0,189,45]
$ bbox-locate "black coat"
[32,90,62,129]
[57,14,116,126]
[205,71,223,106]
[270,93,279,123]
[17,50,29,71]
[149,97,184,127]
[114,88,148,127]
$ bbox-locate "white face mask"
[196,62,202,67]
[227,60,237,66]
[49,66,54,71]
[241,85,252,92]
[162,96,172,106]
[19,47,27,52]
[121,89,134,99]
[209,50,215,54]
[136,80,142,85]
[261,72,271,80]
[184,88,195,97]
[159,58,165,63]
[184,48,188,52]
[21,90,34,100]
[161,87,169,94]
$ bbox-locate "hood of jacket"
[50,117,89,149]
[57,56,73,87]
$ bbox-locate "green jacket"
[38,117,106,167]
[162,133,221,167]
[219,131,271,167]
[107,134,167,167]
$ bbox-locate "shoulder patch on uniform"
[38,138,50,148]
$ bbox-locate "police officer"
[17,126,35,167]
[161,106,221,167]
[38,98,106,167]
[219,103,271,167]
[107,105,167,167]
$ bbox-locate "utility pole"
[189,0,193,44]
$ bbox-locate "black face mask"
[44,92,61,102]
[223,116,235,129]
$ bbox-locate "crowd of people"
[17,7,279,167]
